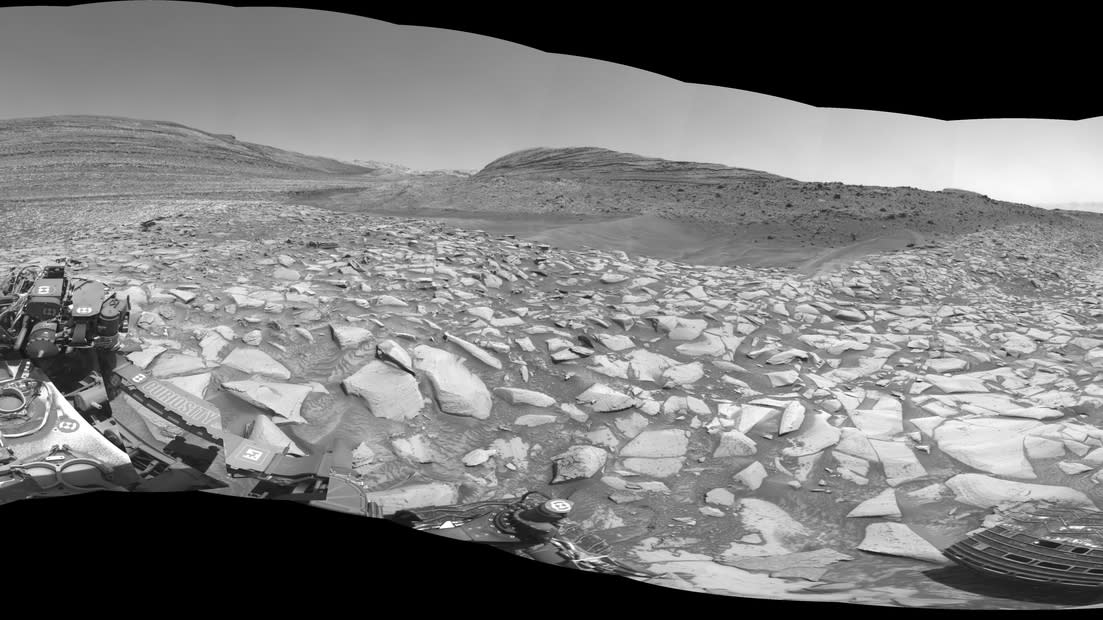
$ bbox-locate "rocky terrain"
[3,116,1103,609]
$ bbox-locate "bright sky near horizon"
[1,1,1100,207]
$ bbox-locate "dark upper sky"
[1,2,1100,206]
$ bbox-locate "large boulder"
[342,360,424,421]
[412,346,492,420]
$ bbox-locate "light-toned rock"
[714,430,758,457]
[767,370,800,388]
[391,434,445,463]
[376,295,408,307]
[946,473,1097,509]
[127,345,167,369]
[330,324,373,349]
[221,348,292,381]
[778,401,806,435]
[736,405,776,434]
[150,353,208,378]
[444,332,502,369]
[222,380,312,424]
[676,333,727,358]
[413,345,492,420]
[621,429,690,458]
[663,362,705,386]
[576,383,638,413]
[165,372,212,399]
[847,397,903,439]
[721,498,810,558]
[998,407,1065,420]
[924,374,989,394]
[835,427,881,461]
[494,387,556,408]
[595,333,635,352]
[847,488,902,518]
[362,482,459,514]
[858,523,948,564]
[462,448,497,466]
[933,417,1041,479]
[342,360,424,421]
[781,413,841,457]
[733,461,768,490]
[273,267,300,281]
[247,414,306,456]
[1025,435,1067,460]
[622,457,685,478]
[706,488,736,507]
[869,439,928,486]
[552,445,608,483]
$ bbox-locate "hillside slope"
[0,115,378,200]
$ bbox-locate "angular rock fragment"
[858,523,948,564]
[330,324,373,349]
[551,445,608,483]
[714,430,758,457]
[945,473,1096,509]
[576,383,638,413]
[621,429,690,458]
[444,332,502,369]
[846,488,902,518]
[247,414,306,456]
[733,461,768,490]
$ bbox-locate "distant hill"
[309,146,1086,248]
[478,147,785,183]
[1042,202,1103,214]
[1,117,1096,253]
[0,115,378,200]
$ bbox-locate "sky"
[0,2,1100,207]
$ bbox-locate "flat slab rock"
[494,387,556,408]
[858,522,949,564]
[248,414,306,456]
[945,473,1097,509]
[933,417,1042,480]
[621,429,690,458]
[362,482,459,514]
[576,383,638,413]
[221,348,292,381]
[412,345,492,420]
[342,360,424,421]
[221,380,312,424]
[846,487,902,518]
